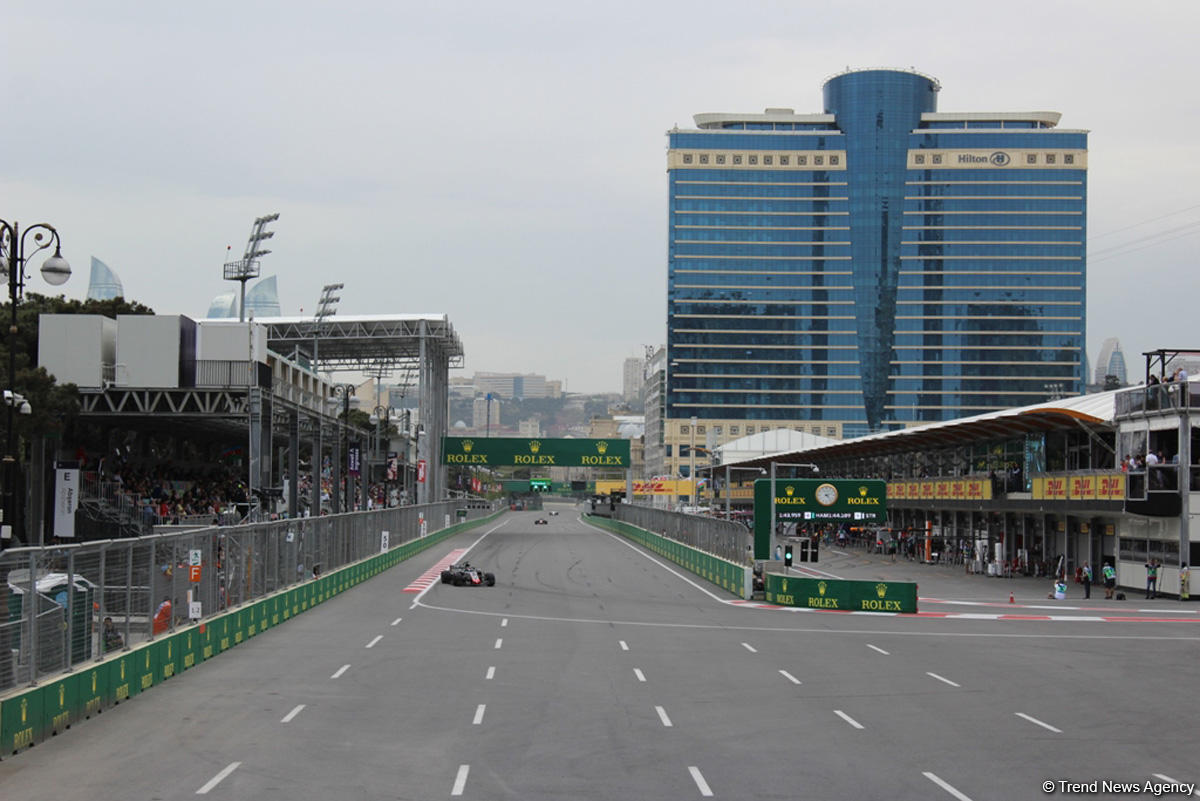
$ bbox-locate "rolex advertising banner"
[54,467,80,538]
[763,573,917,614]
[753,478,886,559]
[442,437,630,468]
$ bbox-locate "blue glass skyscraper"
[666,69,1087,446]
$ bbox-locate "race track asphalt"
[1,502,1196,800]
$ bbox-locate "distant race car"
[440,562,496,587]
[549,510,559,516]
[534,518,548,525]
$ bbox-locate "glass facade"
[86,256,124,301]
[667,70,1087,437]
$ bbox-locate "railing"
[194,359,255,387]
[0,500,493,691]
[1115,381,1198,417]
[614,504,749,564]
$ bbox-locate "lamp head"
[41,246,71,286]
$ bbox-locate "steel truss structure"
[74,314,464,511]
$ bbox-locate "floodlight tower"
[311,282,343,373]
[223,213,279,322]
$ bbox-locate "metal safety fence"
[614,504,750,565]
[0,500,493,692]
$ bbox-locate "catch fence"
[0,500,491,691]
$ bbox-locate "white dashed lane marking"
[330,664,350,679]
[689,766,714,797]
[923,771,975,801]
[835,710,864,729]
[927,672,961,688]
[619,640,629,651]
[634,668,646,682]
[196,762,241,795]
[1015,712,1062,733]
[778,670,802,685]
[485,666,495,680]
[365,635,382,649]
[451,765,470,796]
[280,704,305,723]
[867,644,890,655]
[741,642,757,653]
[473,704,486,725]
[494,638,503,650]
[655,706,673,727]
[390,617,402,626]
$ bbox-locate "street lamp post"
[689,415,697,506]
[0,220,70,547]
[369,404,391,509]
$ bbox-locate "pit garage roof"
[724,388,1122,469]
[253,314,464,371]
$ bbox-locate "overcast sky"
[5,1,1198,393]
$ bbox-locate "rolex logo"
[876,583,888,599]
[529,440,541,453]
[818,581,827,596]
[859,486,868,497]
[785,485,795,497]
[462,439,474,453]
[596,441,609,454]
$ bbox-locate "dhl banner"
[595,479,694,496]
[886,473,1124,503]
[887,478,992,501]
[1033,473,1123,501]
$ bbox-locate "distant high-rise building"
[473,395,501,429]
[243,275,282,318]
[86,256,124,301]
[622,357,644,403]
[205,275,280,318]
[666,68,1087,442]
[473,372,550,399]
[1094,337,1127,385]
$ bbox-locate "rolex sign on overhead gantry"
[441,437,630,468]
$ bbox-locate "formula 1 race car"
[440,562,496,587]
[534,518,548,525]
[548,510,559,516]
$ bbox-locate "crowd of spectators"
[93,461,250,525]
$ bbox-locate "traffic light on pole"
[784,543,793,567]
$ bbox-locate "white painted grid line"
[655,705,673,727]
[473,704,486,725]
[834,710,864,729]
[867,644,890,655]
[501,618,508,627]
[494,638,503,650]
[1152,774,1200,797]
[923,771,975,801]
[390,617,402,626]
[619,640,629,651]
[778,669,802,685]
[689,766,714,797]
[485,666,495,680]
[365,635,383,649]
[634,668,646,682]
[1015,712,1062,733]
[451,764,470,796]
[280,704,305,723]
[330,664,350,679]
[927,671,961,688]
[197,762,241,795]
[741,642,758,653]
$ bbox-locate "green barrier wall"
[583,514,750,599]
[763,573,918,614]
[0,509,503,757]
